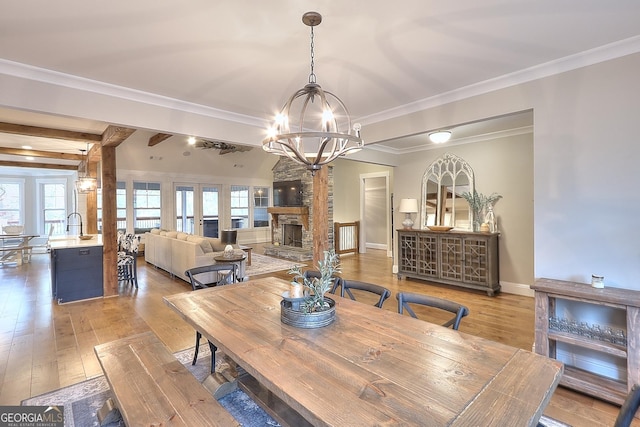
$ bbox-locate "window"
[230,185,249,229]
[0,181,23,229]
[41,182,66,235]
[253,187,269,227]
[133,182,161,233]
[97,182,126,232]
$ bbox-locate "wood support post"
[101,145,118,297]
[312,166,329,267]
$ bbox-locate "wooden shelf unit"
[397,229,500,296]
[532,278,640,405]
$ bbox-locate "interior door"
[174,184,220,236]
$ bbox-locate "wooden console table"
[532,278,640,405]
[397,229,500,296]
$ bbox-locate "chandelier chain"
[309,26,316,84]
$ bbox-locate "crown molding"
[2,35,640,131]
[366,126,533,155]
[0,59,268,129]
[358,36,640,126]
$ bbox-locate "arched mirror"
[420,153,475,229]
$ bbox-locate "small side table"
[214,253,247,282]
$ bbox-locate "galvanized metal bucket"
[280,297,336,328]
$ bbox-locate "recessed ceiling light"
[22,145,33,150]
[428,130,452,144]
[187,136,196,145]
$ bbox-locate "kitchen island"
[50,235,103,304]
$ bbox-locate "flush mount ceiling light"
[428,130,452,144]
[262,11,363,173]
[75,145,97,193]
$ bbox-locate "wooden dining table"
[164,277,563,426]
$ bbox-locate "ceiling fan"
[196,139,253,155]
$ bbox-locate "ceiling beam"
[148,133,172,147]
[102,125,136,147]
[0,122,102,142]
[0,160,77,170]
[0,146,84,161]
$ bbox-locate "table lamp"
[399,199,419,229]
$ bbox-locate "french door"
[175,184,220,237]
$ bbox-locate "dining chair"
[185,263,239,374]
[117,232,140,288]
[185,263,239,290]
[396,292,469,330]
[339,279,391,308]
[303,270,341,295]
[614,384,640,427]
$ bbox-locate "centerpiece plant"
[288,249,340,314]
[460,190,502,231]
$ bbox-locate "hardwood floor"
[0,246,635,426]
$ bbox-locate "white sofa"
[144,229,246,282]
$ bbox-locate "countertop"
[49,235,103,249]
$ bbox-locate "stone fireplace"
[264,158,334,262]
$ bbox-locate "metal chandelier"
[262,11,363,173]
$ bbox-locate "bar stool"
[117,232,140,287]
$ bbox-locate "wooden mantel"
[267,206,309,230]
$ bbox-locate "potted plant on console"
[281,249,340,328]
[461,190,502,232]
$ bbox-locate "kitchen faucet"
[66,212,83,237]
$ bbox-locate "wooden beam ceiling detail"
[0,121,102,142]
[148,133,172,147]
[101,125,136,147]
[0,160,76,170]
[0,146,84,161]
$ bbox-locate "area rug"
[245,253,304,278]
[22,345,280,427]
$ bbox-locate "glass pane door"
[201,186,219,237]
[175,185,195,233]
[175,184,219,236]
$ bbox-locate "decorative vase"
[280,296,336,328]
[472,208,483,232]
[484,205,497,233]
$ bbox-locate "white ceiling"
[1,1,639,166]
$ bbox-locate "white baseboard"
[500,281,534,297]
[365,243,387,251]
